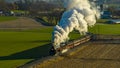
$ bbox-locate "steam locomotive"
[50,34,92,56]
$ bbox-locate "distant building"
[0,10,3,16]
[101,11,112,19]
[107,19,120,24]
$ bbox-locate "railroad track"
[53,34,120,55]
[19,34,120,68]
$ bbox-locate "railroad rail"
[51,34,120,55]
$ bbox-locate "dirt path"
[0,17,46,29]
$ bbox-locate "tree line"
[0,0,64,25]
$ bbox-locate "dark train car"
[51,34,92,55]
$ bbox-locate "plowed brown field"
[37,41,120,68]
[0,17,43,29]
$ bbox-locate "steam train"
[50,34,92,55]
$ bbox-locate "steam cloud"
[52,0,100,49]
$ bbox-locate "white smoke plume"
[52,0,100,50]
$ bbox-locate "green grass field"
[0,23,120,68]
[0,27,53,68]
[0,16,17,22]
[89,23,120,35]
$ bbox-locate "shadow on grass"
[0,43,52,60]
[30,40,50,43]
[35,17,54,26]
